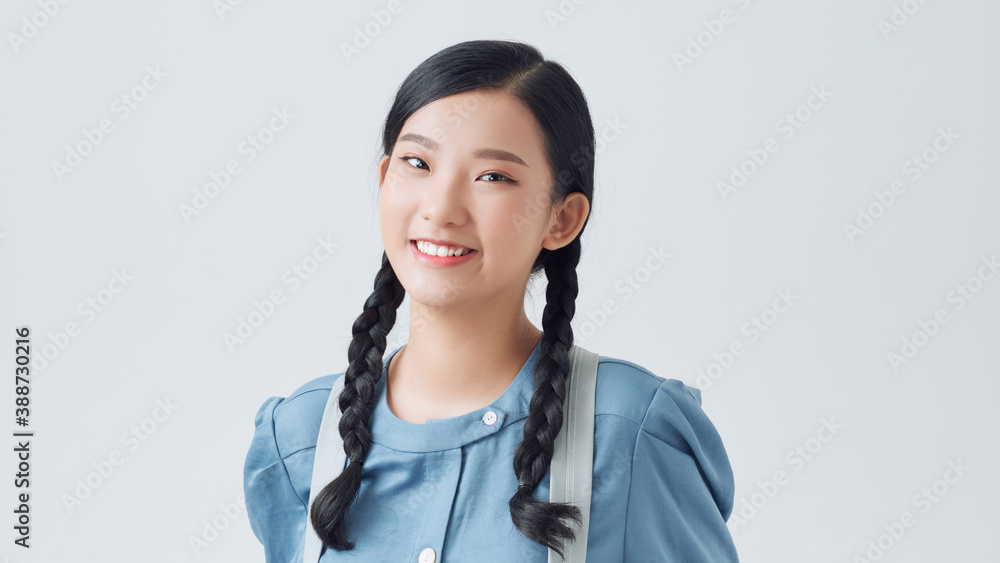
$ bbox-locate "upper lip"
[411,237,477,251]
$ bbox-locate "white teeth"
[416,240,471,257]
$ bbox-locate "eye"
[399,156,428,170]
[478,171,518,183]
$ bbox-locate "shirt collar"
[369,340,543,452]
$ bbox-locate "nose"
[419,170,469,227]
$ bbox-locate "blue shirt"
[244,341,739,562]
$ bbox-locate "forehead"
[398,90,547,160]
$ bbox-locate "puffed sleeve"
[623,379,739,562]
[244,396,307,563]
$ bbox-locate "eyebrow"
[397,133,529,167]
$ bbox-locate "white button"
[418,547,436,563]
[482,411,498,425]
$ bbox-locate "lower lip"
[410,241,478,267]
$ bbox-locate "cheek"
[484,200,546,252]
[379,179,414,230]
[512,193,551,231]
[378,197,408,250]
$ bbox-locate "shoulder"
[594,352,703,430]
[253,372,341,459]
[592,352,735,525]
[593,351,731,494]
[244,373,343,560]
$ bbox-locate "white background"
[1,0,998,561]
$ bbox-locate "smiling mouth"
[410,240,478,257]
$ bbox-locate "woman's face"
[378,89,560,310]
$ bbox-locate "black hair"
[309,39,595,558]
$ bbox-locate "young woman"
[244,39,739,562]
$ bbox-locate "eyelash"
[398,156,518,184]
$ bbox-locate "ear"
[377,155,390,187]
[542,192,590,251]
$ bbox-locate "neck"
[386,296,543,422]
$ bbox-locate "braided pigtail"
[509,237,584,559]
[309,251,405,551]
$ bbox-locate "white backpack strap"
[548,344,599,563]
[303,373,348,562]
